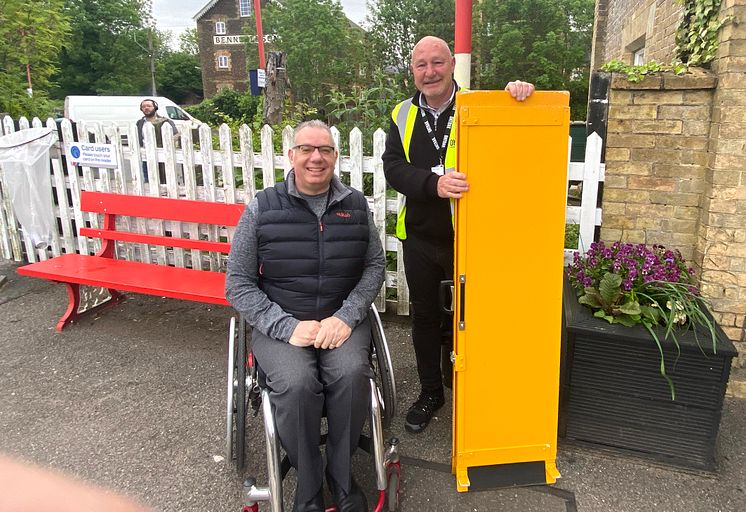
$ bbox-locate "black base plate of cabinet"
[559,276,737,471]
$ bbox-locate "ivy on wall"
[601,60,688,82]
[675,0,730,66]
[602,0,731,80]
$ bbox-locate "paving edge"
[726,378,746,399]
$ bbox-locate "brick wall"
[646,0,682,63]
[602,70,717,265]
[695,0,746,363]
[594,0,683,65]
[602,0,746,362]
[196,0,249,98]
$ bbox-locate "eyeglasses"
[293,144,336,156]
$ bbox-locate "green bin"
[569,122,586,162]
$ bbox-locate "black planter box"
[560,276,737,471]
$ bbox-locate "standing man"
[383,36,534,434]
[226,120,385,512]
[136,98,178,183]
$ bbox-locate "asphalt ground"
[1,258,744,512]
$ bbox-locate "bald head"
[410,36,456,109]
[411,36,452,65]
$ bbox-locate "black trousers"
[402,234,454,395]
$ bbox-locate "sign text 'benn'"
[213,34,279,45]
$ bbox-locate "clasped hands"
[289,317,352,349]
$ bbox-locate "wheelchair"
[226,305,401,512]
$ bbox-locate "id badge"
[431,164,445,176]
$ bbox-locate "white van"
[63,95,202,132]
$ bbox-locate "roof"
[193,0,221,21]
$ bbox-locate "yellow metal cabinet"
[451,90,569,492]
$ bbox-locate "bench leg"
[56,284,126,332]
[57,283,81,332]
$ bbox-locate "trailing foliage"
[675,0,730,66]
[601,59,688,82]
[606,0,730,82]
[567,241,719,399]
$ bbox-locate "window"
[633,47,645,66]
[218,55,229,68]
[215,21,226,34]
[239,0,252,17]
[165,106,190,121]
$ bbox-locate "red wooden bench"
[17,191,245,331]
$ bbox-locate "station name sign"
[213,34,279,45]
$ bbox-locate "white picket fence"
[0,116,604,315]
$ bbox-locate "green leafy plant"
[327,69,402,153]
[601,60,688,82]
[567,241,719,399]
[675,0,732,66]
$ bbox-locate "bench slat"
[81,191,245,226]
[79,227,231,253]
[18,254,229,305]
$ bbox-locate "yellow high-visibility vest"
[391,97,458,240]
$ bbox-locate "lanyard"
[420,108,455,165]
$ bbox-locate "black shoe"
[405,391,445,433]
[327,472,368,512]
[292,485,325,512]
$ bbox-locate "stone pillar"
[696,0,746,361]
[590,0,609,71]
[602,70,717,265]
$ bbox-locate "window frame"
[633,47,645,66]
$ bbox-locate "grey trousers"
[251,318,373,504]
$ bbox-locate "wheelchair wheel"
[228,316,248,471]
[226,317,236,461]
[235,316,248,471]
[368,306,396,429]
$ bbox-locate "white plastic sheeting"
[0,127,56,248]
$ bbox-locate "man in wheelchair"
[226,120,386,512]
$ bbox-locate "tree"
[178,28,199,56]
[0,0,70,117]
[52,0,158,98]
[157,52,203,104]
[474,0,594,119]
[365,0,454,85]
[258,0,364,110]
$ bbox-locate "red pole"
[254,0,266,69]
[454,0,472,88]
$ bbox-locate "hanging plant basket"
[559,276,737,471]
